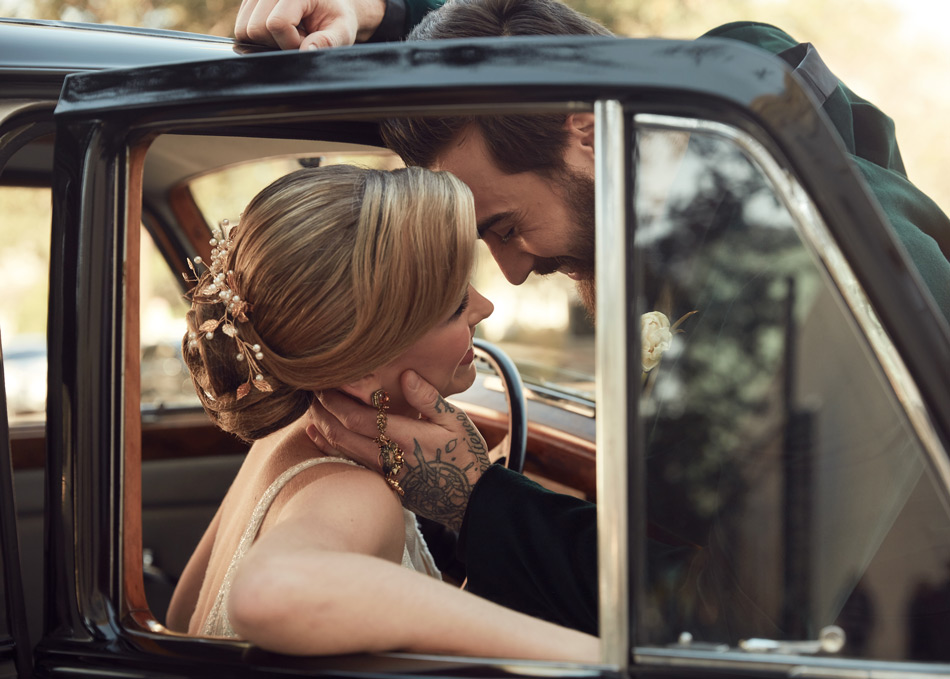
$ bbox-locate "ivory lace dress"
[200,456,441,637]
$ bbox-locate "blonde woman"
[164,165,597,661]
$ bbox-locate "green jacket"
[706,22,950,322]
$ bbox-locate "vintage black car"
[2,15,950,679]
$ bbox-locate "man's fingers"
[399,370,462,426]
[317,389,379,435]
[264,12,307,50]
[235,0,307,48]
[305,421,337,456]
[260,0,311,49]
[234,0,273,42]
[309,392,381,470]
[300,24,353,50]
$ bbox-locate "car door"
[44,35,621,678]
[41,30,950,679]
[615,45,950,679]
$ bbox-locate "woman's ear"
[339,374,382,406]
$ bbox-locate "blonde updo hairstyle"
[183,165,476,442]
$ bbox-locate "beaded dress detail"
[200,456,440,638]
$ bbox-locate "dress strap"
[200,456,359,637]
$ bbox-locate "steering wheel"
[472,338,527,474]
[418,339,527,582]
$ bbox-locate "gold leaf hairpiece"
[184,219,274,400]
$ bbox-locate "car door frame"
[0,334,32,679]
[0,101,60,679]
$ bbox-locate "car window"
[0,184,209,418]
[633,122,950,664]
[0,186,50,427]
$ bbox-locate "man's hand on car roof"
[235,0,385,50]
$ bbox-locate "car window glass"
[634,124,950,663]
[0,185,195,418]
[0,186,50,427]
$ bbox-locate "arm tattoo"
[400,439,472,531]
[459,413,491,472]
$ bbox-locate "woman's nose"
[469,286,494,323]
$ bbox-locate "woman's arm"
[227,465,598,661]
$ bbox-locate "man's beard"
[532,166,597,317]
[568,167,597,318]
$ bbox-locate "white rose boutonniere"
[640,309,697,394]
[641,311,673,372]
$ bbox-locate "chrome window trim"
[594,99,629,670]
[0,100,53,126]
[635,648,950,678]
[630,112,950,671]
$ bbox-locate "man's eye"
[499,228,515,244]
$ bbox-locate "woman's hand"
[307,370,490,530]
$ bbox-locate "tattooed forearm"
[399,439,472,531]
[433,395,456,414]
[459,413,491,472]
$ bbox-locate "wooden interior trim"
[123,141,148,620]
[467,404,597,500]
[168,182,213,262]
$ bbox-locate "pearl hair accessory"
[184,219,273,400]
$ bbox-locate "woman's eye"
[451,293,470,319]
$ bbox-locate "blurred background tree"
[2,0,947,217]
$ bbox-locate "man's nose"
[486,241,535,285]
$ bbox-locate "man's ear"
[563,113,595,172]
[339,374,382,405]
[564,112,595,152]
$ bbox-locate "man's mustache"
[531,256,594,279]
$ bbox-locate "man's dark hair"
[380,0,612,175]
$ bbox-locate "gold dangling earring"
[371,389,405,496]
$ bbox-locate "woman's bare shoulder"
[258,434,406,560]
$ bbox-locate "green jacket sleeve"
[703,22,950,323]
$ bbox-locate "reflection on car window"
[635,125,950,662]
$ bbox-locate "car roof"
[0,18,260,99]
